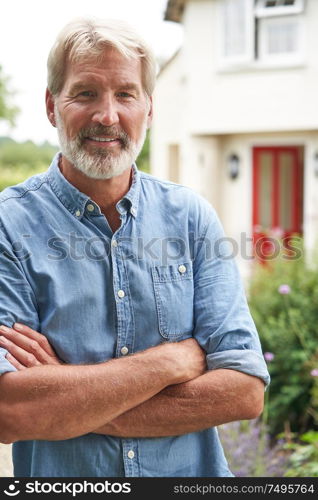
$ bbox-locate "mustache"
[77,125,130,145]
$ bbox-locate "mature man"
[0,18,269,477]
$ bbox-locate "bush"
[0,138,58,191]
[218,419,289,476]
[248,241,318,436]
[284,431,318,477]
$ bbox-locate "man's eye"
[79,91,94,97]
[117,92,133,99]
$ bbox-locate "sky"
[0,0,182,145]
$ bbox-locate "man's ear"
[147,96,153,129]
[45,88,56,127]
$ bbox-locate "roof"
[157,48,181,77]
[164,0,186,22]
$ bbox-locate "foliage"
[218,419,289,477]
[0,66,19,126]
[284,431,318,477]
[248,240,318,436]
[136,130,150,173]
[0,137,58,191]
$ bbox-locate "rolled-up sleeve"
[0,221,39,375]
[192,207,270,388]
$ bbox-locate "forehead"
[63,48,143,88]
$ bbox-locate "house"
[150,0,318,277]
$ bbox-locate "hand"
[0,323,62,370]
[162,338,207,384]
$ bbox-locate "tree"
[0,65,19,126]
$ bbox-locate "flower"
[278,284,291,295]
[310,369,318,377]
[271,227,284,239]
[264,352,275,362]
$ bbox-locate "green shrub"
[249,241,318,436]
[0,138,58,191]
[284,431,318,477]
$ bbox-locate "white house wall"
[151,0,318,278]
[151,50,187,181]
[182,0,318,135]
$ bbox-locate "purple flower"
[310,369,318,377]
[278,284,291,295]
[264,352,275,362]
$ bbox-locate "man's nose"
[92,96,119,126]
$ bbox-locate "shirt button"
[87,204,94,212]
[121,346,129,355]
[178,264,186,274]
[75,210,81,217]
[111,239,118,248]
[117,290,125,298]
[127,450,135,459]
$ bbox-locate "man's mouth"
[84,136,122,149]
[86,136,119,143]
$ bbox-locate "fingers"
[13,323,57,358]
[5,352,27,371]
[0,334,42,367]
[0,324,61,366]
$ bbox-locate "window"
[219,0,305,67]
[220,0,254,64]
[255,0,305,17]
[256,0,305,61]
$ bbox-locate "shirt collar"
[119,163,140,218]
[47,153,141,219]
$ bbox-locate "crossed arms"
[0,323,264,444]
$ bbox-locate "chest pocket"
[151,262,194,340]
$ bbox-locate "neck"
[59,155,133,213]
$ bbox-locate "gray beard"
[55,107,147,180]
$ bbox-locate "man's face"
[49,48,152,180]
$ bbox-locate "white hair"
[47,17,157,96]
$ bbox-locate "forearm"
[0,344,194,443]
[95,369,265,438]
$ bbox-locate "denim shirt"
[0,153,269,477]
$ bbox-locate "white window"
[218,0,306,68]
[219,0,254,64]
[256,0,305,62]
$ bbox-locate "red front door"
[252,146,303,259]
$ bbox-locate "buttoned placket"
[110,208,139,477]
[122,440,140,476]
[111,210,135,360]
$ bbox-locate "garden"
[220,242,318,477]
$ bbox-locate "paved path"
[0,444,13,477]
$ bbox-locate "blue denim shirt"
[0,153,269,477]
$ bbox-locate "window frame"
[257,14,305,62]
[255,0,305,18]
[217,0,255,66]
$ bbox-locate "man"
[0,18,269,477]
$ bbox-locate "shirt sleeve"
[192,207,270,387]
[0,221,39,375]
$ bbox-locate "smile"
[87,137,118,142]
